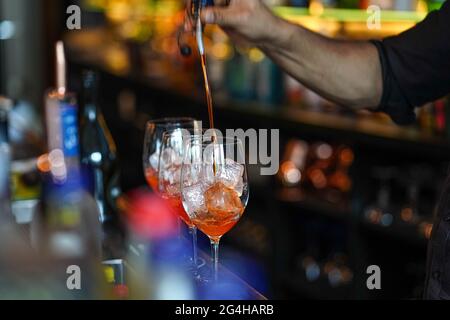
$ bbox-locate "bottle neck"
[82,72,100,120]
[83,85,102,122]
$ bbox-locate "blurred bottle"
[39,162,96,256]
[444,96,450,139]
[38,42,104,298]
[284,74,304,106]
[80,70,121,225]
[45,42,80,174]
[434,98,446,136]
[279,139,309,187]
[255,54,284,105]
[394,0,418,10]
[327,146,354,201]
[0,97,13,219]
[417,102,435,135]
[80,70,126,261]
[38,170,103,298]
[0,98,59,299]
[323,252,353,288]
[225,49,258,101]
[364,167,395,227]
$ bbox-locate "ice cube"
[149,152,159,170]
[205,182,244,217]
[234,177,244,197]
[166,183,180,197]
[202,164,216,187]
[217,158,244,188]
[183,183,206,215]
[160,148,182,169]
[182,164,203,186]
[181,165,192,185]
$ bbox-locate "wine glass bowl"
[142,118,200,193]
[190,181,245,242]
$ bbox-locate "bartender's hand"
[199,0,289,48]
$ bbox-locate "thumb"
[201,7,235,26]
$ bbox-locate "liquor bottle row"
[416,98,450,137]
[363,163,440,239]
[278,140,354,205]
[0,40,127,298]
[291,217,353,293]
[277,138,442,240]
[297,253,353,289]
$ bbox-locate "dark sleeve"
[371,1,450,125]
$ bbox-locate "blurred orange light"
[309,168,327,189]
[212,43,233,60]
[420,222,433,240]
[367,208,382,224]
[37,153,51,173]
[400,207,414,223]
[339,148,354,166]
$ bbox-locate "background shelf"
[274,7,427,22]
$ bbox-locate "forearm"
[259,19,383,109]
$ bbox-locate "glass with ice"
[181,134,249,281]
[142,118,200,192]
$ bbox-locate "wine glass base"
[184,256,206,270]
[191,257,218,285]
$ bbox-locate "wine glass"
[181,134,249,281]
[142,118,200,193]
[157,128,202,275]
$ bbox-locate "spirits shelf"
[276,188,430,246]
[273,7,429,38]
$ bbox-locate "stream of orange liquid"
[200,53,215,130]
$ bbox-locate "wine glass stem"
[210,239,220,281]
[190,226,198,271]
